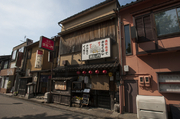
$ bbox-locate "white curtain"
[1,77,4,88]
[4,77,9,89]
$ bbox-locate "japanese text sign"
[35,50,43,68]
[82,38,111,60]
[39,36,54,51]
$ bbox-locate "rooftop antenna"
[20,36,26,42]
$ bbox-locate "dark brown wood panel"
[60,19,116,55]
[124,80,138,113]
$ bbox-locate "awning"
[30,70,50,73]
[0,68,16,76]
[20,76,32,79]
[52,77,77,81]
[54,62,119,72]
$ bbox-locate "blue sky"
[0,0,135,55]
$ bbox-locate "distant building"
[0,55,11,93]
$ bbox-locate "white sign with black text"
[35,50,43,68]
[82,38,111,60]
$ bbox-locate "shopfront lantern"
[88,70,93,74]
[102,70,107,74]
[76,71,81,75]
[95,70,99,74]
[82,71,87,75]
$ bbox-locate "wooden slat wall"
[60,19,116,55]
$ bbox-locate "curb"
[0,93,119,119]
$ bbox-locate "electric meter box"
[136,95,168,119]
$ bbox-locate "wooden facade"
[20,37,60,96]
[54,0,120,110]
[60,20,116,55]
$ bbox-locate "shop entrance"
[124,80,138,113]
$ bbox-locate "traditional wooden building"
[20,36,60,96]
[0,40,30,94]
[0,55,11,93]
[119,0,180,117]
[53,0,121,110]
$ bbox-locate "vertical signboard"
[35,50,43,68]
[82,38,111,60]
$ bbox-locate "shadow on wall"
[138,52,180,72]
[1,112,120,119]
[139,76,158,93]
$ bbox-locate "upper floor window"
[154,8,180,36]
[124,25,132,55]
[19,47,24,53]
[135,15,154,42]
[3,61,8,69]
[11,50,17,60]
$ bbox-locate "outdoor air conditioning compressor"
[136,95,168,119]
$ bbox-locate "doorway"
[124,80,138,113]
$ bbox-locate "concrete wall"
[120,0,180,111]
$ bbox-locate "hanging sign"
[39,36,54,51]
[82,38,111,60]
[15,52,24,67]
[35,50,43,68]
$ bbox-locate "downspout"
[58,37,61,66]
[117,8,124,114]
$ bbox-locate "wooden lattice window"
[135,15,154,42]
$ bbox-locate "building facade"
[20,36,60,97]
[119,0,180,116]
[52,0,121,110]
[0,40,31,94]
[0,55,11,93]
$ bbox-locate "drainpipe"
[117,9,124,114]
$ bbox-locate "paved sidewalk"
[1,93,137,119]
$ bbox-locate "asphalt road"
[0,94,101,119]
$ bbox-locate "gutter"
[117,8,124,114]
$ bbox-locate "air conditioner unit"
[136,95,168,119]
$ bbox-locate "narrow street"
[0,95,102,119]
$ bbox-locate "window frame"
[153,6,180,39]
[11,50,17,61]
[124,24,132,55]
[135,5,180,42]
[3,60,9,69]
[135,13,154,43]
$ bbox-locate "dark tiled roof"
[19,76,32,79]
[52,77,77,80]
[120,0,144,9]
[30,69,50,73]
[54,63,119,72]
